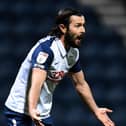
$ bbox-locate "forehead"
[69,15,85,24]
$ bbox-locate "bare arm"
[28,67,46,126]
[70,70,115,126]
[71,70,98,113]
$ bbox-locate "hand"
[29,109,44,126]
[95,108,115,126]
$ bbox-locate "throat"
[65,41,71,52]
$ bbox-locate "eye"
[75,24,81,27]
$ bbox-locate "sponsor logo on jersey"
[48,71,65,83]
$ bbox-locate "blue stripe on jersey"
[69,58,82,73]
[31,37,55,70]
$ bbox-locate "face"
[64,15,86,48]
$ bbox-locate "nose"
[81,26,85,34]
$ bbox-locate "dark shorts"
[4,106,53,126]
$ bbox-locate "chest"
[47,48,78,82]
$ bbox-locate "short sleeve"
[69,59,82,73]
[31,44,54,71]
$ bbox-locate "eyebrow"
[76,22,85,25]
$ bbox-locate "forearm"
[75,80,98,114]
[72,71,115,126]
[28,83,41,110]
[28,68,47,113]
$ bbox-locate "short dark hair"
[48,8,84,37]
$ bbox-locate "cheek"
[67,29,78,40]
[72,34,78,40]
[69,34,76,41]
[68,31,77,39]
[69,29,77,35]
[70,30,79,39]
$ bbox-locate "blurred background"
[0,0,126,126]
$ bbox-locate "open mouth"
[76,37,83,42]
[77,35,83,40]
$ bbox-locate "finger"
[109,117,115,126]
[104,114,113,123]
[33,112,41,121]
[103,120,111,126]
[103,116,115,126]
[103,108,113,113]
[34,120,45,126]
[106,108,113,113]
[33,116,41,121]
[38,120,45,126]
[105,120,115,126]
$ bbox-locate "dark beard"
[64,32,80,48]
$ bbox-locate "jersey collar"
[56,38,67,58]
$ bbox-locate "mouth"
[77,35,84,41]
[76,35,83,42]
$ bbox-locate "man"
[4,8,115,126]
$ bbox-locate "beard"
[64,31,84,48]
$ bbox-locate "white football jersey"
[5,35,82,119]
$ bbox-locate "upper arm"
[31,68,47,89]
[28,67,47,109]
[31,43,54,71]
[31,42,53,88]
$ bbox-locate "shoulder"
[27,36,56,62]
[30,36,57,69]
[34,36,56,55]
[39,36,56,50]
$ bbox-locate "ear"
[59,24,67,34]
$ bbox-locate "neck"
[60,36,70,52]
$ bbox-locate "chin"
[74,41,81,48]
[69,40,81,48]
